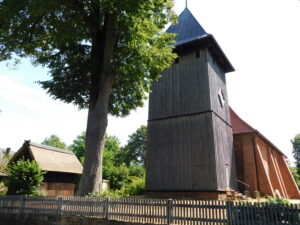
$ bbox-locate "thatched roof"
[0,171,9,177]
[10,141,83,174]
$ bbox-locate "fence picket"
[0,195,299,225]
[288,203,293,224]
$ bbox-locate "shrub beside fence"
[0,196,299,225]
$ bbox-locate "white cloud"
[0,74,88,151]
[0,74,147,152]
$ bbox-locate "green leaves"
[0,0,176,194]
[69,132,86,164]
[120,125,147,166]
[109,0,176,116]
[292,134,300,176]
[0,0,176,116]
[69,131,146,192]
[7,158,45,195]
[41,134,68,150]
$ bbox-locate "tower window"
[195,50,200,58]
[175,57,180,64]
[218,89,226,108]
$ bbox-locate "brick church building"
[231,108,300,199]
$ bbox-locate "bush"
[88,177,145,198]
[125,177,145,196]
[103,165,130,190]
[88,189,125,198]
[129,163,145,178]
[0,182,7,195]
[267,196,289,204]
[7,159,45,195]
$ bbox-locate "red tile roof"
[230,107,286,157]
[230,107,255,134]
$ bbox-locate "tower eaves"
[167,8,235,73]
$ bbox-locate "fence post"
[56,197,63,223]
[226,201,234,225]
[167,199,173,225]
[16,196,26,220]
[104,198,109,219]
[19,196,25,215]
[0,196,2,216]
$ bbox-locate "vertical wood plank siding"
[147,113,217,191]
[212,113,237,190]
[149,49,209,120]
[207,50,231,124]
[0,196,299,225]
[147,47,237,192]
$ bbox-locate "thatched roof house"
[0,171,9,181]
[10,141,83,196]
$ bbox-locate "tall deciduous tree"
[292,134,300,176]
[0,0,176,195]
[69,132,86,163]
[121,125,147,166]
[70,132,130,190]
[42,134,68,150]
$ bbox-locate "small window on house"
[195,50,200,58]
[218,89,226,108]
[175,57,179,64]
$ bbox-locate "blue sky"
[1,0,300,163]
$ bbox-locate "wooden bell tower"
[146,8,237,199]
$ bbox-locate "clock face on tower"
[218,89,226,108]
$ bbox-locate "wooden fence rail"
[0,196,299,225]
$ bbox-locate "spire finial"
[185,0,188,8]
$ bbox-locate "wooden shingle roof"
[166,8,208,47]
[166,8,235,73]
[10,141,83,174]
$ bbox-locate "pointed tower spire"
[166,8,234,73]
[166,8,207,47]
[185,0,188,8]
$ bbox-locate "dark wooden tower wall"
[149,49,210,120]
[207,50,236,190]
[146,8,237,195]
[147,49,214,191]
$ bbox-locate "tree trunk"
[76,13,116,196]
[76,75,114,195]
